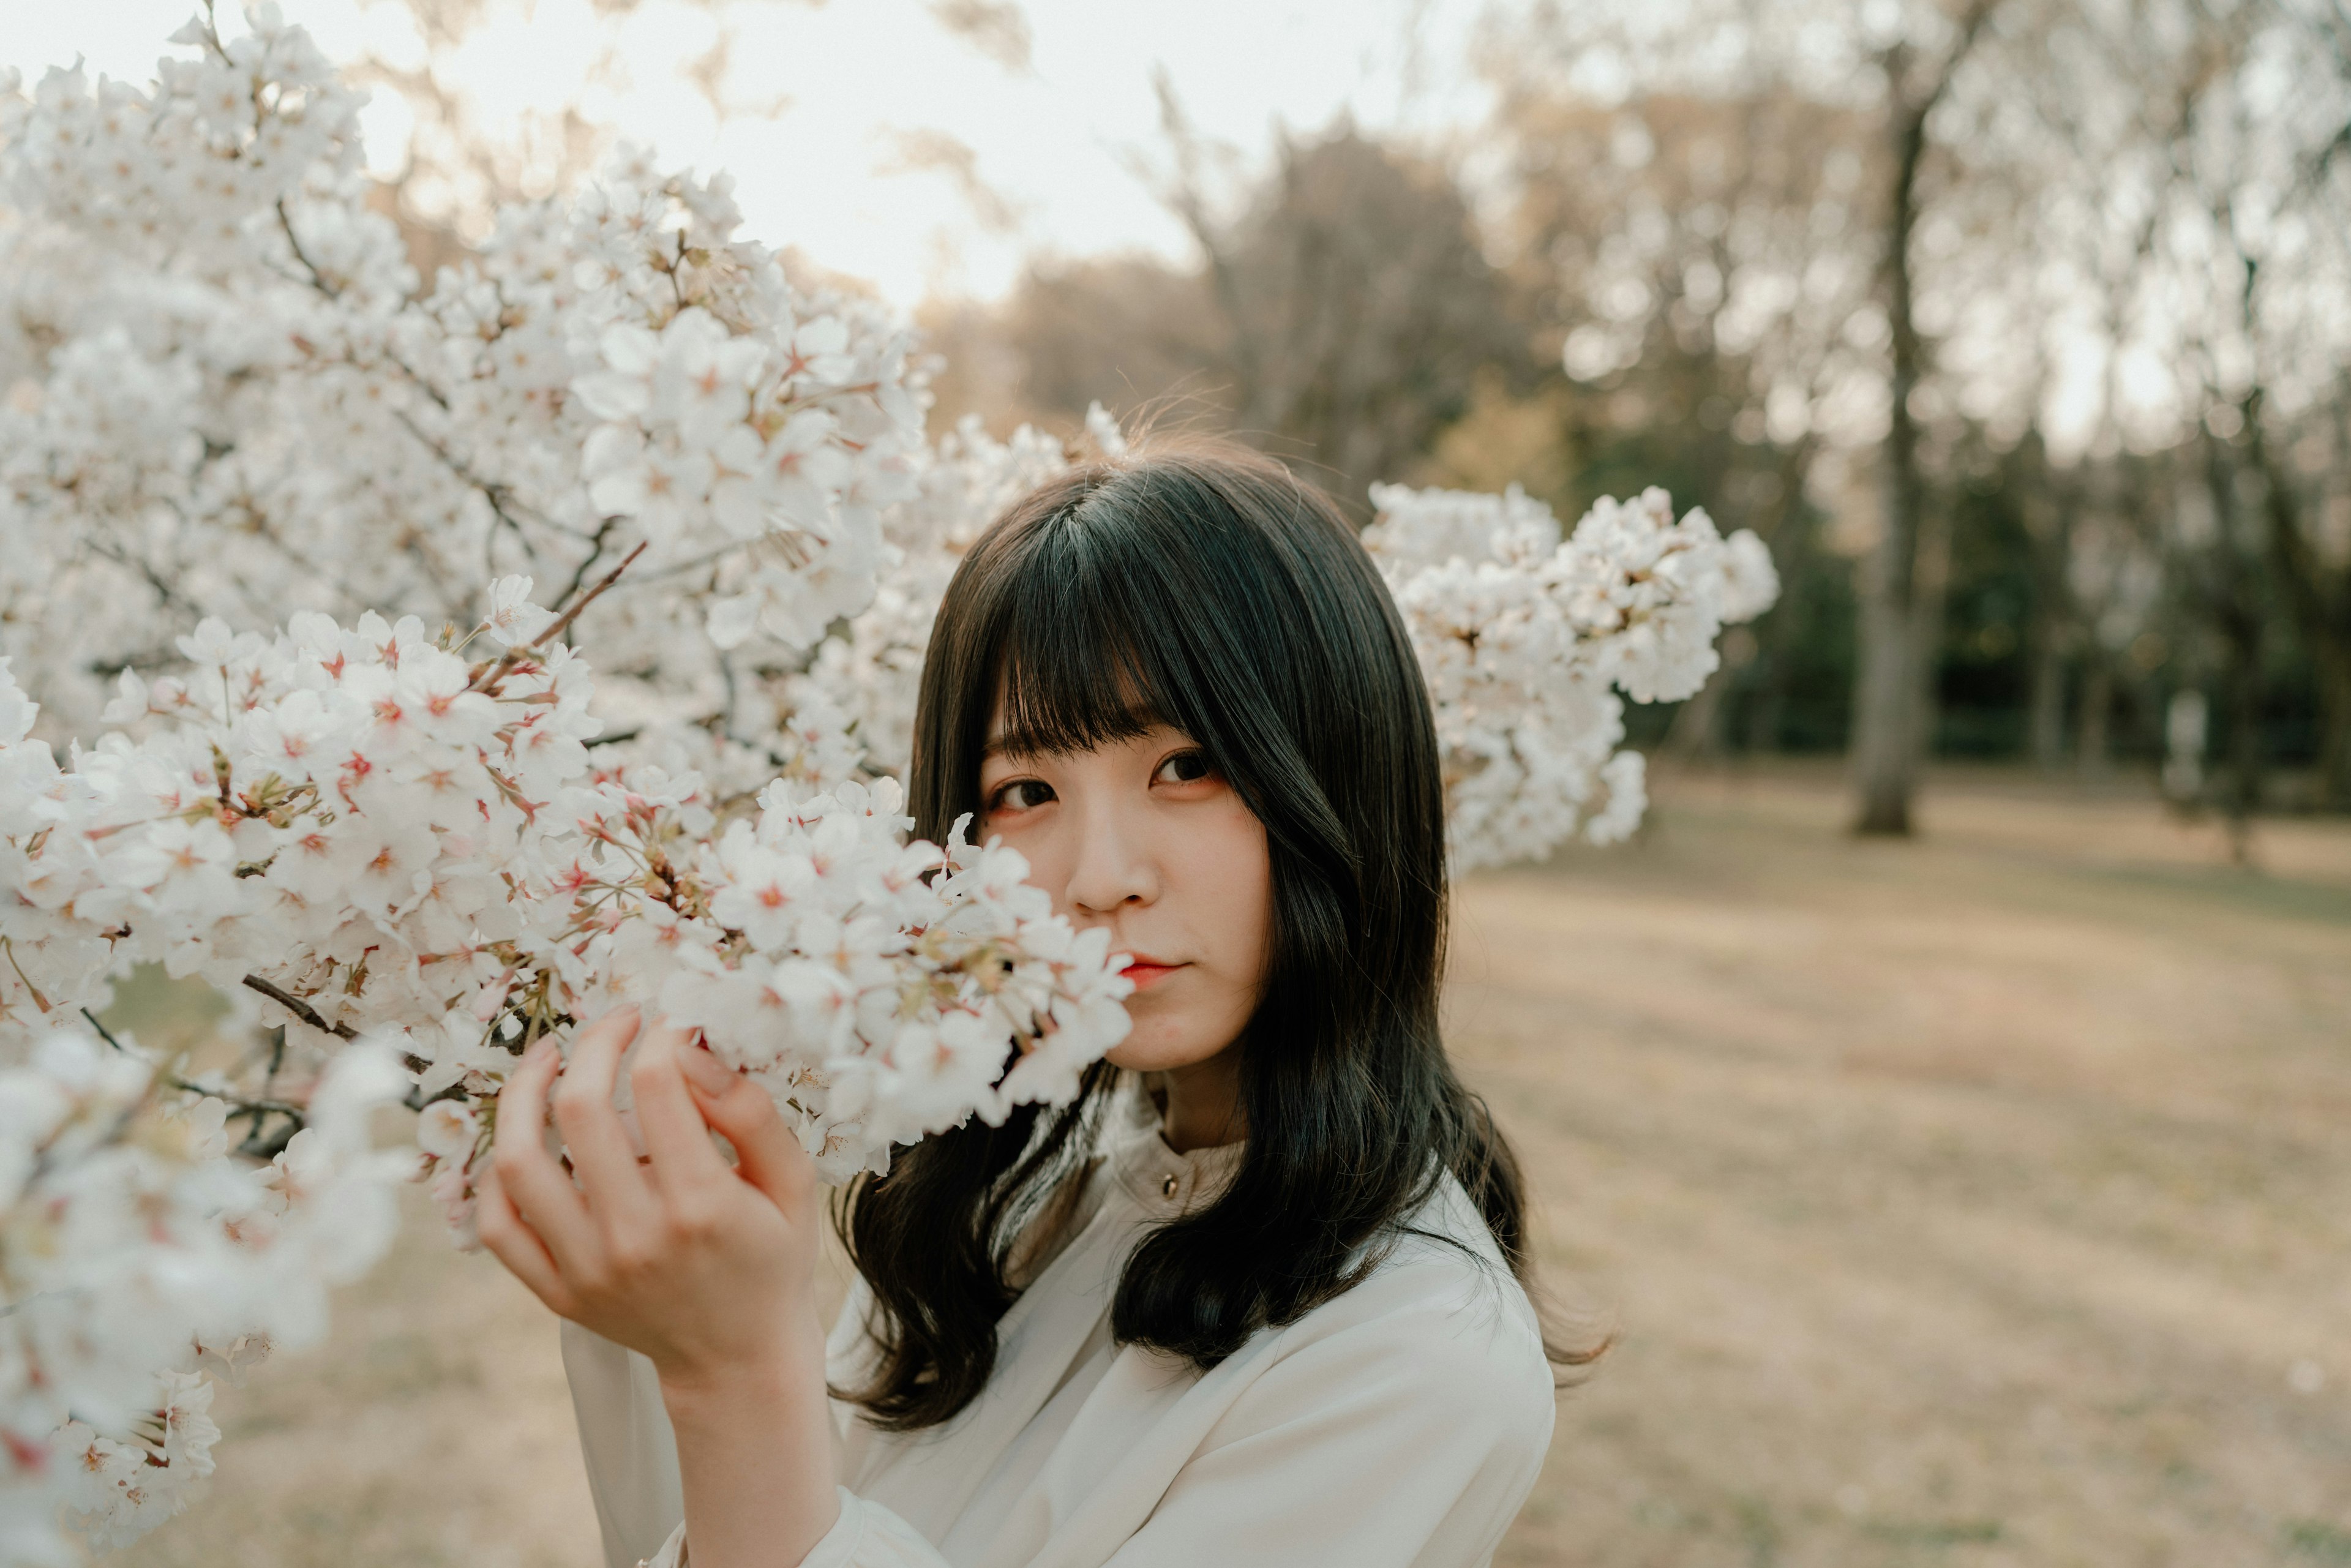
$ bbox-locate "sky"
[0,0,1502,307]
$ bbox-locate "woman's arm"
[659,1321,834,1568]
[478,1008,841,1568]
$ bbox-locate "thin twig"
[552,516,623,611]
[275,201,341,300]
[534,539,649,648]
[239,975,359,1040]
[83,1006,309,1158]
[405,1080,472,1113]
[242,976,429,1080]
[78,1008,127,1052]
[175,1081,307,1122]
[467,540,648,692]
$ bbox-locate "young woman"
[476,442,1572,1568]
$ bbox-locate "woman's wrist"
[656,1309,841,1568]
[658,1349,816,1424]
[654,1306,829,1419]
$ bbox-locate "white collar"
[1101,1074,1245,1215]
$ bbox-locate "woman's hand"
[475,1005,823,1395]
[478,1006,844,1566]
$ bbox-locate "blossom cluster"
[0,1028,407,1563]
[0,576,1130,1553]
[0,5,920,749]
[1365,483,1780,869]
[7,582,1131,1180]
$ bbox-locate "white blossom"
[1365,482,1778,869]
[0,1030,408,1559]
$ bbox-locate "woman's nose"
[1062,798,1159,915]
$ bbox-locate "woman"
[477,442,1573,1568]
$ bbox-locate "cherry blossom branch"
[467,540,648,691]
[237,976,358,1043]
[78,1007,307,1159]
[273,200,341,301]
[551,516,625,610]
[274,209,579,557]
[228,982,457,1119]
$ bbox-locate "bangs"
[974,497,1204,762]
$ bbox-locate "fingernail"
[525,1036,556,1067]
[677,1041,735,1093]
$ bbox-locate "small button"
[1160,1174,1179,1199]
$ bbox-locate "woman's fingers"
[673,1037,816,1212]
[628,1019,737,1199]
[549,1005,658,1229]
[474,1162,579,1316]
[490,1037,598,1270]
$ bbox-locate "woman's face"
[978,703,1270,1073]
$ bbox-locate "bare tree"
[1847,0,2002,834]
[2114,0,2351,808]
[1477,81,1877,755]
[1142,92,1525,503]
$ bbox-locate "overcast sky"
[1,0,1501,306]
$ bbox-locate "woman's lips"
[1120,958,1185,991]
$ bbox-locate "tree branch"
[239,975,359,1041]
[552,515,624,612]
[467,540,648,691]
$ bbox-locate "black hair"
[833,438,1578,1431]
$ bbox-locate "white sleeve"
[561,1318,685,1568]
[567,1319,947,1568]
[1097,1288,1556,1568]
[569,1285,947,1568]
[640,1488,947,1568]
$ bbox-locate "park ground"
[111,763,2351,1568]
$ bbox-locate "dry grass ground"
[111,765,2350,1567]
[1467,764,2351,1568]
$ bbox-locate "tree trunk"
[1666,628,1757,760]
[2017,437,2075,774]
[1745,683,1788,754]
[1847,11,1996,836]
[1851,585,1920,831]
[1850,57,1937,838]
[1666,665,1734,760]
[2245,399,2351,811]
[2028,634,2068,770]
[2076,658,2112,779]
[2219,599,2265,860]
[2314,644,2351,811]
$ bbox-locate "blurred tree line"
[923,0,2351,835]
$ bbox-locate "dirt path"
[116,767,2351,1567]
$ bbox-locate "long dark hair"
[834,439,1567,1432]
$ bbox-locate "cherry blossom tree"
[0,7,1775,1558]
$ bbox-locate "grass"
[112,762,2351,1566]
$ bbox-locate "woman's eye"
[1154,751,1213,786]
[988,778,1054,813]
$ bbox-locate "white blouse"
[561,1089,1556,1568]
